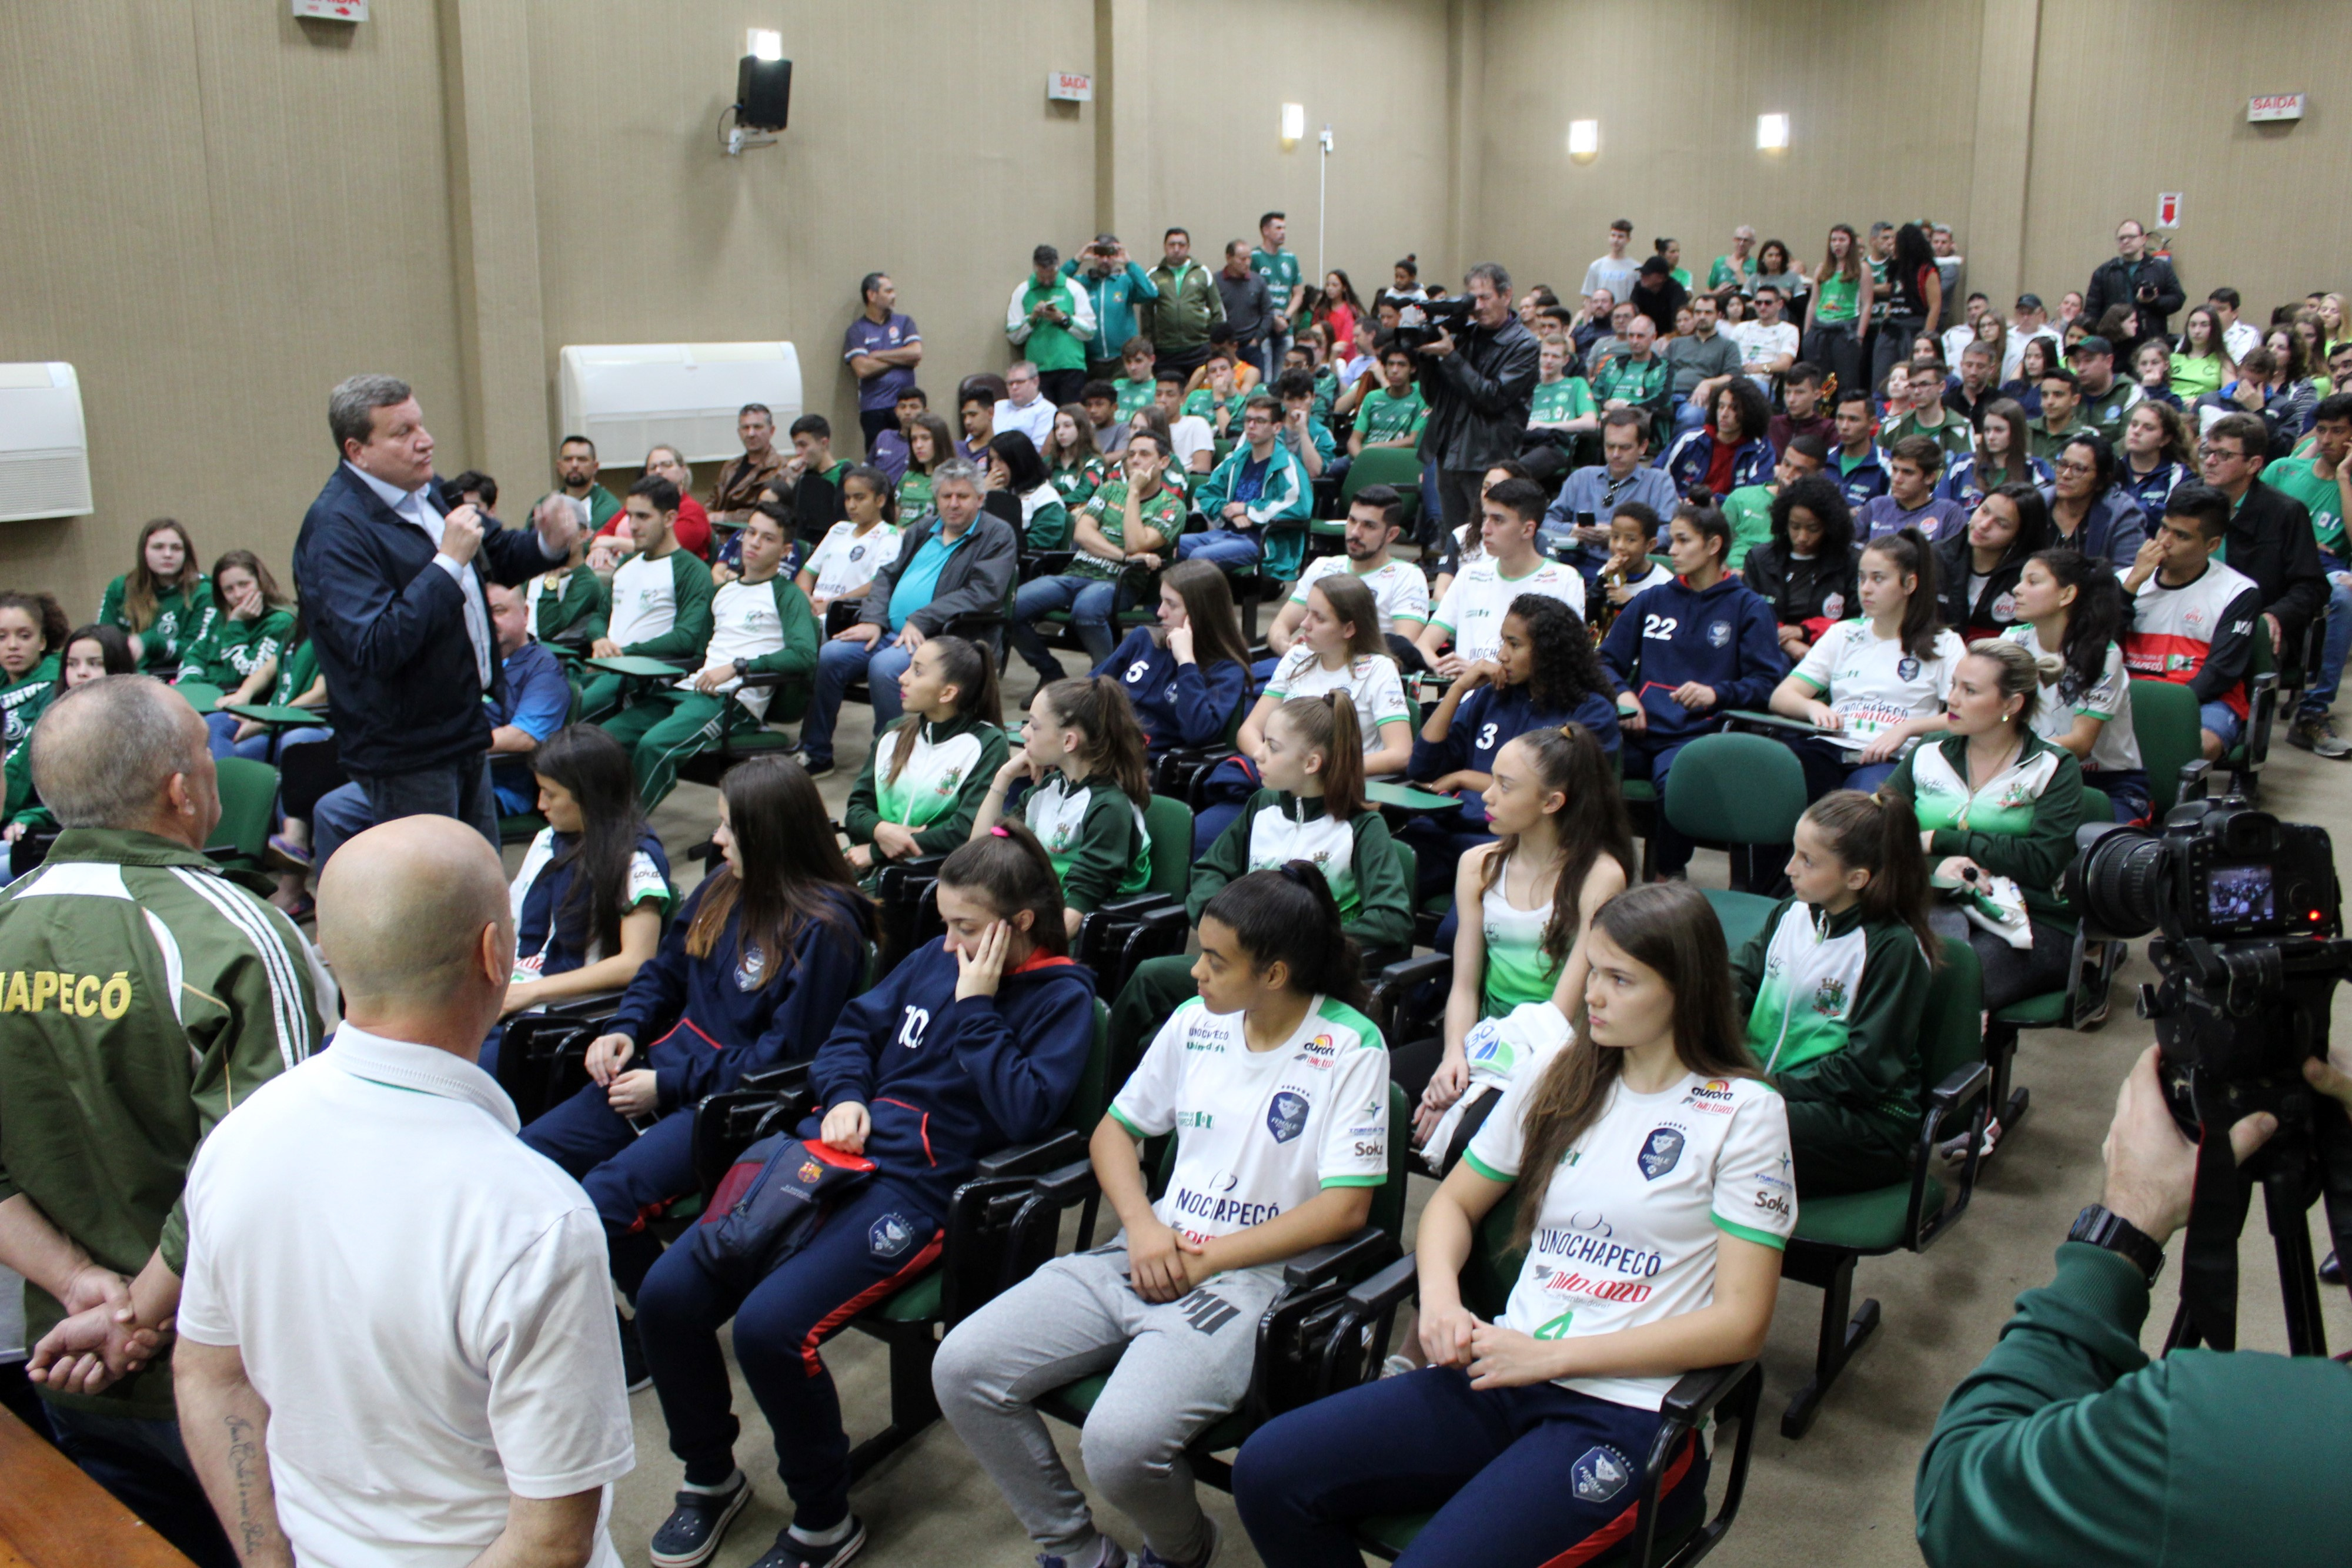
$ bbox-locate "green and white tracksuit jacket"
[1189,788,1412,952]
[844,713,1010,869]
[1732,897,1931,1138]
[0,829,335,1418]
[1890,730,2086,930]
[1016,771,1151,914]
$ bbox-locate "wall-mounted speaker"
[737,56,792,132]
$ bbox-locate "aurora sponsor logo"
[1683,1078,1737,1115]
[1300,1032,1338,1069]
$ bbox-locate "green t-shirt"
[896,468,934,522]
[1183,387,1247,430]
[1529,376,1596,425]
[2265,460,2347,556]
[1356,385,1429,446]
[1709,255,1757,292]
[1073,480,1185,581]
[1593,355,1668,409]
[1815,270,1860,324]
[1722,483,1776,569]
[1248,247,1304,315]
[1111,377,1157,419]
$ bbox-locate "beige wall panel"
[2022,0,2350,318]
[1474,0,1983,306]
[1128,0,1455,302]
[524,0,1098,484]
[0,2,463,614]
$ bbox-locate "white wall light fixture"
[1281,102,1306,148]
[747,28,783,62]
[1567,119,1599,162]
[1756,113,1790,152]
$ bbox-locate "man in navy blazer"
[296,375,584,867]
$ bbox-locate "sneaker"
[648,1472,751,1568]
[1380,1353,1420,1380]
[746,1517,867,1568]
[789,748,836,778]
[618,1308,652,1395]
[1137,1519,1219,1568]
[266,832,312,870]
[1040,1544,1132,1568]
[2289,715,2352,758]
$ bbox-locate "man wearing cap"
[2005,294,2061,382]
[2084,219,2185,342]
[2070,335,2144,443]
[1005,244,1098,408]
[1062,235,1158,385]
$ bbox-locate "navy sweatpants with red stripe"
[634,1179,944,1533]
[1234,1366,1706,1568]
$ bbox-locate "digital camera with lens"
[2068,796,2346,1132]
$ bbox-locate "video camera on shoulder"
[1392,296,1473,352]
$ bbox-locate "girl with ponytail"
[1731,788,1939,1196]
[940,863,1388,1568]
[843,634,1010,880]
[1770,524,1969,795]
[973,674,1156,935]
[1409,723,1636,1164]
[1102,689,1414,1074]
[1232,883,1788,1568]
[1884,637,2088,1014]
[637,813,1095,1566]
[2005,547,2147,822]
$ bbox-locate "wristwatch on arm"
[2068,1203,2167,1285]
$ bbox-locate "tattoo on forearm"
[224,1413,269,1556]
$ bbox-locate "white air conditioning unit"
[0,363,94,523]
[557,343,803,467]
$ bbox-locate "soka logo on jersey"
[1265,1089,1311,1144]
[1638,1126,1686,1181]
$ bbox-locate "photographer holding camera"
[1915,1041,2352,1566]
[2084,220,2184,343]
[1413,261,1541,552]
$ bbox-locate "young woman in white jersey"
[938,866,1391,1568]
[1234,882,1791,1568]
[2004,547,2146,823]
[1107,691,1414,1072]
[1194,573,1411,853]
[793,463,900,621]
[972,675,1155,937]
[1770,525,1968,797]
[1409,724,1635,1168]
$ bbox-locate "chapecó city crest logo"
[1812,977,1849,1015]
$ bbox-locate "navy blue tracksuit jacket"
[1599,575,1788,741]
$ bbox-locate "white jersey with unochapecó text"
[1111,994,1390,1248]
[1431,557,1587,662]
[1464,1067,1793,1410]
[1791,620,1969,750]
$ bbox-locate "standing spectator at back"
[1141,227,1225,376]
[1418,262,1544,553]
[0,676,333,1568]
[174,817,633,1568]
[1250,211,1304,376]
[1215,240,1276,379]
[2084,218,2184,343]
[1005,245,1097,407]
[709,404,786,527]
[1582,218,1639,305]
[842,272,924,458]
[1062,235,1158,383]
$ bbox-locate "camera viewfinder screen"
[2208,862,2274,924]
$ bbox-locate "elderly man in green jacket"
[1916,1044,2352,1567]
[0,674,333,1567]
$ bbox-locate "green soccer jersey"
[1050,456,1110,509]
[1184,387,1247,430]
[2264,460,2347,556]
[1250,246,1304,316]
[1356,385,1429,446]
[1111,377,1157,419]
[897,467,935,523]
[1815,270,1861,324]
[1075,480,1185,581]
[1529,376,1596,425]
[1721,483,1776,569]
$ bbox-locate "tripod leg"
[2264,1172,2330,1358]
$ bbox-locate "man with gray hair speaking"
[176,815,634,1568]
[0,674,332,1567]
[295,374,586,867]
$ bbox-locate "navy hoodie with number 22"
[803,940,1098,1217]
[1598,574,1788,741]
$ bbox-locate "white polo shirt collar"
[326,1024,518,1134]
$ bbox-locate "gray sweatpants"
[933,1239,1286,1563]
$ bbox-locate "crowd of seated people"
[8,211,2352,1568]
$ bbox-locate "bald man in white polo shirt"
[173,817,633,1568]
